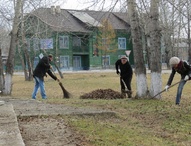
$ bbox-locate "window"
[102,55,110,66]
[33,38,39,50]
[40,38,53,49]
[73,37,81,46]
[60,56,69,69]
[118,37,126,50]
[59,36,69,49]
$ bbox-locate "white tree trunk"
[4,74,12,94]
[128,0,148,98]
[150,72,162,98]
[136,74,148,97]
[149,0,162,98]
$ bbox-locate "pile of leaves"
[80,88,125,99]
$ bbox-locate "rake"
[152,79,187,98]
[51,68,71,98]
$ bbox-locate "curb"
[0,103,25,146]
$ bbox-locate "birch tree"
[4,0,22,94]
[149,0,162,98]
[128,0,148,98]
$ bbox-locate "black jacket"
[115,59,133,78]
[167,60,191,85]
[33,56,57,81]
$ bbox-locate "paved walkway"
[0,97,115,146]
[0,103,25,146]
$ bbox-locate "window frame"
[118,37,126,50]
[59,35,69,49]
[59,55,69,69]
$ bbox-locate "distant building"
[15,6,133,71]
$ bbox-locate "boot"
[121,89,126,98]
[127,90,132,98]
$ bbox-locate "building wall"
[15,15,133,71]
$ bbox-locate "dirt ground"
[18,116,87,146]
[2,94,116,146]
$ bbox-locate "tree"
[4,0,22,94]
[19,6,33,81]
[148,0,162,98]
[128,0,148,98]
[96,19,117,68]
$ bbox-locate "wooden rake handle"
[152,79,187,98]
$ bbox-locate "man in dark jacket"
[165,56,191,105]
[32,54,59,99]
[115,55,133,98]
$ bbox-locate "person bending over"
[32,54,59,99]
[165,56,191,105]
[115,55,133,98]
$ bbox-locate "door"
[73,56,81,70]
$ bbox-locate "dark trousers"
[120,76,132,91]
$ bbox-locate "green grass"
[12,72,191,146]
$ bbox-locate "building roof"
[28,7,130,33]
[68,10,103,27]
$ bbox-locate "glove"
[56,78,60,82]
[184,75,189,81]
[164,85,169,91]
[116,70,120,75]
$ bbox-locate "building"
[16,6,133,71]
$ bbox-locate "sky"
[55,0,88,10]
[54,0,123,11]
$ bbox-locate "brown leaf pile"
[80,88,125,99]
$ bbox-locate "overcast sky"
[55,0,88,10]
[54,0,123,11]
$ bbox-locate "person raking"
[164,56,191,105]
[32,54,59,100]
[115,55,133,98]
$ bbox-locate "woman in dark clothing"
[165,56,191,105]
[32,54,59,99]
[115,55,133,98]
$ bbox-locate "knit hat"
[169,57,180,66]
[121,55,128,59]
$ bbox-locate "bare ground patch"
[18,116,89,146]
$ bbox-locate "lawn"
[12,71,191,146]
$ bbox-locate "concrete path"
[0,97,115,146]
[0,103,25,146]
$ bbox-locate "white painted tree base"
[136,74,148,97]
